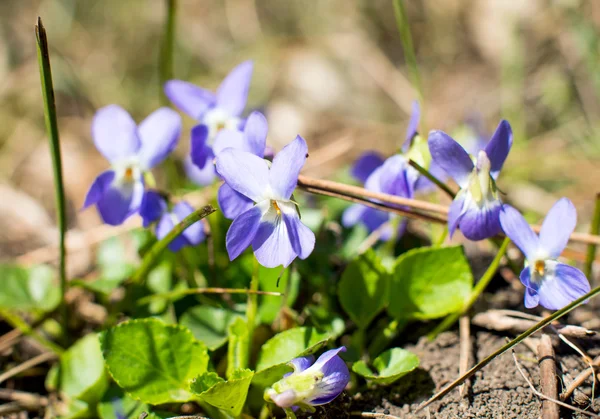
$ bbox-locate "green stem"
[392,0,423,101]
[244,258,260,368]
[367,319,405,358]
[420,281,600,410]
[159,0,177,103]
[0,309,64,355]
[428,237,510,339]
[35,18,68,344]
[130,205,216,284]
[409,159,456,199]
[584,193,600,279]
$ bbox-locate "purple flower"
[265,347,350,410]
[215,136,315,268]
[429,120,513,241]
[165,61,253,185]
[499,199,590,310]
[82,105,181,225]
[139,191,206,252]
[342,155,417,241]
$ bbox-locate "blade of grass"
[419,282,600,410]
[35,17,68,343]
[428,237,511,339]
[408,159,456,199]
[584,193,600,279]
[130,205,216,284]
[392,0,423,102]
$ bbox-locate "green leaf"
[100,318,209,405]
[258,266,299,324]
[0,264,59,312]
[387,246,473,320]
[227,317,249,378]
[97,237,136,283]
[98,386,148,419]
[181,306,243,351]
[191,369,254,416]
[146,260,173,314]
[352,347,419,385]
[57,333,109,405]
[256,327,331,371]
[338,249,389,329]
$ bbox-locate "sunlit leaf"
[352,347,419,385]
[190,369,254,416]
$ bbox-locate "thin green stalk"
[428,237,510,339]
[244,258,260,368]
[409,159,456,199]
[0,309,63,355]
[159,0,177,103]
[130,205,216,283]
[419,281,600,410]
[584,193,600,279]
[35,18,68,343]
[392,0,423,101]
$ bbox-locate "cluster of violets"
[82,61,590,411]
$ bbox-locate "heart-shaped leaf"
[0,264,59,312]
[191,369,254,416]
[388,246,473,320]
[256,327,331,371]
[100,318,209,405]
[352,347,419,385]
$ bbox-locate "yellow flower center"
[271,200,281,215]
[124,166,134,181]
[534,260,545,276]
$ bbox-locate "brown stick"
[561,355,600,401]
[538,334,560,419]
[0,352,57,385]
[458,315,472,398]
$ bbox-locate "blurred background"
[1,0,600,272]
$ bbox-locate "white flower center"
[203,108,240,143]
[466,150,498,207]
[112,157,142,186]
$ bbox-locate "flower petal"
[96,180,144,226]
[216,61,253,116]
[484,120,512,179]
[341,204,367,228]
[190,124,211,169]
[457,197,503,241]
[218,183,254,220]
[173,201,206,247]
[447,192,466,238]
[536,262,590,311]
[212,129,245,156]
[282,206,315,260]
[139,190,167,227]
[243,111,268,157]
[519,268,540,309]
[226,205,262,261]
[215,148,270,202]
[269,135,308,200]
[82,170,116,209]
[538,198,577,259]
[499,205,539,259]
[289,356,315,374]
[403,100,420,151]
[377,155,413,198]
[351,152,384,183]
[137,107,181,169]
[252,211,296,268]
[92,105,141,162]
[164,80,216,119]
[428,131,474,188]
[306,347,349,406]
[185,154,217,186]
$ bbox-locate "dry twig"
[458,315,472,398]
[538,334,560,419]
[0,352,57,385]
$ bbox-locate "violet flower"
[342,155,417,241]
[499,199,590,310]
[428,120,513,241]
[215,136,314,268]
[139,190,206,252]
[265,347,350,411]
[165,61,253,185]
[83,105,181,225]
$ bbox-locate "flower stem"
[428,237,511,339]
[35,18,68,345]
[584,192,600,279]
[244,258,260,368]
[408,159,456,199]
[420,280,600,410]
[0,309,63,355]
[130,205,216,284]
[392,0,423,102]
[159,0,177,103]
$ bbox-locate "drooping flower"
[215,136,315,268]
[265,347,350,411]
[428,120,513,241]
[342,155,417,241]
[83,105,181,225]
[139,190,206,252]
[165,61,253,185]
[215,111,268,220]
[499,199,590,310]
